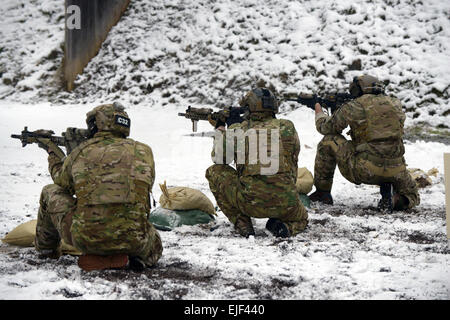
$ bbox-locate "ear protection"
[258,88,275,110]
[350,76,363,97]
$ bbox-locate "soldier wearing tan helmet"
[309,75,420,212]
[205,88,308,238]
[34,102,162,271]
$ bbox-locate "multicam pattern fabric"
[85,103,130,138]
[206,113,308,236]
[316,94,406,158]
[35,131,162,266]
[314,94,419,208]
[35,184,76,252]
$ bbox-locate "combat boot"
[265,218,290,238]
[234,215,255,238]
[37,248,61,260]
[378,182,393,213]
[129,256,146,272]
[308,189,333,205]
[393,194,409,211]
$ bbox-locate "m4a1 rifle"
[178,106,248,132]
[284,92,355,115]
[11,126,91,156]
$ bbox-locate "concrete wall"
[64,0,130,91]
[445,153,450,239]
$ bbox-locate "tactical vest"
[236,118,296,177]
[69,135,154,207]
[351,94,404,145]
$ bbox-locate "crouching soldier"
[205,88,308,238]
[35,103,162,271]
[309,75,420,211]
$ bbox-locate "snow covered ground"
[0,101,448,300]
[1,0,449,127]
[0,0,449,300]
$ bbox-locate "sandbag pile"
[148,182,216,231]
[296,167,314,208]
[149,207,215,231]
[408,167,438,188]
[159,181,216,216]
[296,167,314,194]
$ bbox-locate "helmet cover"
[86,102,130,137]
[239,87,279,114]
[349,75,384,97]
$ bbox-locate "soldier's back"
[69,134,155,255]
[234,116,299,178]
[346,94,406,159]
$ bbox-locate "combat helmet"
[349,75,385,97]
[85,102,130,138]
[239,87,279,114]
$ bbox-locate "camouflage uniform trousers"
[35,184,163,266]
[205,164,308,236]
[313,134,420,208]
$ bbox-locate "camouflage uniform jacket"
[315,94,406,159]
[212,112,300,179]
[47,131,156,254]
[210,113,301,211]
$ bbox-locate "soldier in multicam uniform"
[205,88,308,238]
[309,75,420,212]
[34,103,162,271]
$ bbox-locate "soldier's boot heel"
[234,215,255,238]
[378,182,393,213]
[308,190,333,205]
[393,194,410,211]
[129,256,146,272]
[265,218,290,238]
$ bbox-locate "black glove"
[225,108,244,127]
[214,118,226,129]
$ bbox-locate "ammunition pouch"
[358,152,406,177]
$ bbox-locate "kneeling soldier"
[309,75,420,212]
[205,88,308,238]
[35,103,162,271]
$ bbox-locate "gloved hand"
[36,137,65,160]
[32,129,56,153]
[33,129,55,137]
[207,114,218,128]
[208,114,226,129]
[36,137,51,152]
[214,118,226,129]
[226,107,244,127]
